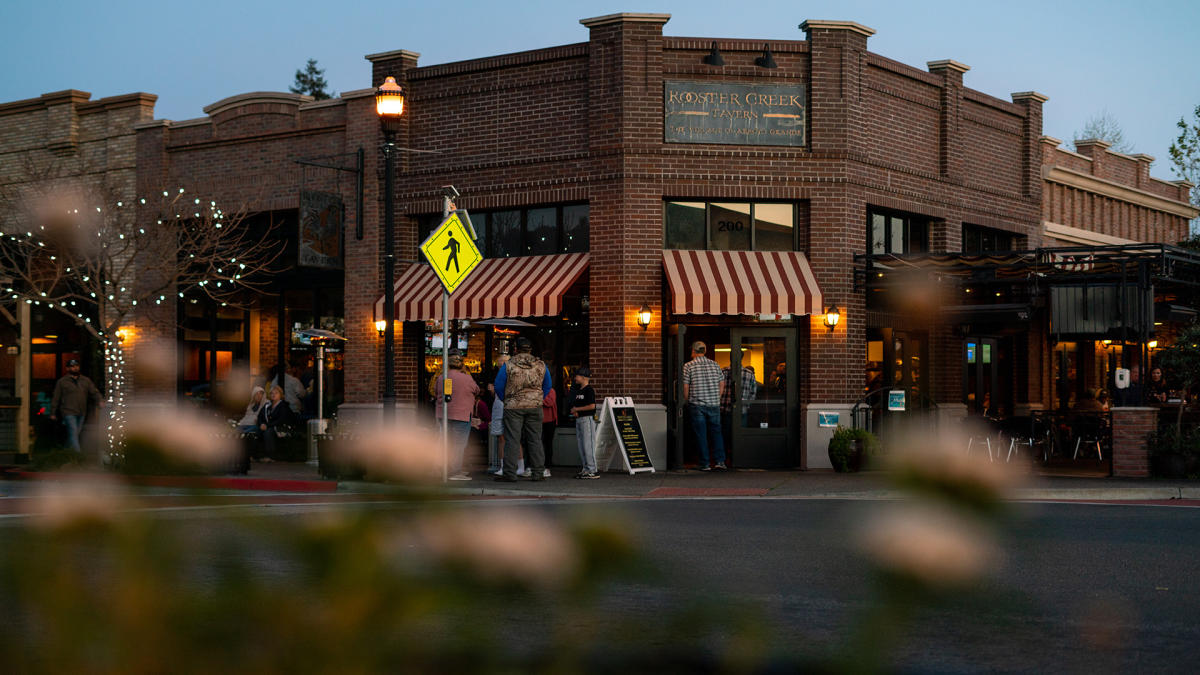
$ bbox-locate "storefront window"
[665,201,798,251]
[710,203,752,251]
[962,223,1016,253]
[665,201,707,249]
[754,204,795,251]
[562,204,589,253]
[491,210,522,258]
[526,207,558,255]
[867,208,929,255]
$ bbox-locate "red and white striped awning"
[662,249,823,316]
[374,253,589,321]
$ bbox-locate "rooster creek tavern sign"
[664,81,807,147]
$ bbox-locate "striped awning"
[662,249,823,316]
[374,253,589,321]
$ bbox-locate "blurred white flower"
[124,406,237,468]
[25,476,127,529]
[412,508,578,589]
[884,427,1024,498]
[329,422,446,483]
[859,502,998,588]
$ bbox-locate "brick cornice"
[363,49,421,63]
[579,12,670,27]
[927,59,970,74]
[799,20,876,37]
[1044,165,1200,219]
[202,92,312,116]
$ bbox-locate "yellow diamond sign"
[420,211,483,295]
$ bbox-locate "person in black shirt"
[568,367,598,479]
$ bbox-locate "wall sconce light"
[755,44,778,69]
[375,320,386,337]
[823,305,841,331]
[1148,340,1159,349]
[1102,339,1112,346]
[115,329,128,343]
[702,41,725,66]
[637,304,652,330]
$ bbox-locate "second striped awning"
[662,249,823,316]
[375,253,589,321]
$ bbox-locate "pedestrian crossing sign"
[419,211,483,294]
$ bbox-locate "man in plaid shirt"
[682,341,726,470]
[721,364,757,412]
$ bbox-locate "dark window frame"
[867,207,929,255]
[663,200,799,251]
[417,202,589,259]
[961,223,1016,254]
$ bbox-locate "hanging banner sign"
[299,190,345,269]
[594,397,655,474]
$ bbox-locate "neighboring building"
[0,89,156,456]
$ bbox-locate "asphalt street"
[2,497,1198,672]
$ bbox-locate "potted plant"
[828,425,881,473]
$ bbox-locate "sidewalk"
[5,462,1199,501]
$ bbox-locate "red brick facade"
[1111,407,1156,477]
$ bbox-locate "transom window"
[961,223,1016,253]
[868,208,929,255]
[419,203,588,258]
[664,201,796,251]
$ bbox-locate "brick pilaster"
[1111,406,1156,477]
[928,60,969,184]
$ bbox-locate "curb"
[3,470,338,494]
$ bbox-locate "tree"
[1156,321,1200,437]
[0,170,282,456]
[1074,110,1134,154]
[1168,104,1200,234]
[290,58,333,100]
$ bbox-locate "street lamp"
[376,76,405,417]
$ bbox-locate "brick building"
[2,12,1196,471]
[0,89,156,456]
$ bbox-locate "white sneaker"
[518,469,532,478]
[489,468,503,476]
[448,472,472,481]
[542,468,551,478]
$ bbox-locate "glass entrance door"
[964,337,998,416]
[730,327,797,468]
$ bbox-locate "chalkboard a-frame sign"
[595,397,655,474]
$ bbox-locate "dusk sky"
[3,0,1197,183]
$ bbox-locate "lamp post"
[376,76,405,418]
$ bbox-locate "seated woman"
[237,386,266,434]
[256,387,296,461]
[1072,388,1106,413]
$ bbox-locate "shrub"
[828,426,881,472]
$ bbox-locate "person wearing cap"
[567,366,599,479]
[493,337,552,482]
[49,358,104,455]
[436,349,480,481]
[682,341,726,470]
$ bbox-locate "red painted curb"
[3,469,337,493]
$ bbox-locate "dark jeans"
[688,404,725,468]
[542,421,557,466]
[503,407,543,478]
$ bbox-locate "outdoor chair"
[965,416,1001,461]
[1071,414,1107,461]
[998,415,1035,463]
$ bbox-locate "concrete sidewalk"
[6,462,1199,501]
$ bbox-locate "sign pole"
[441,195,451,483]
